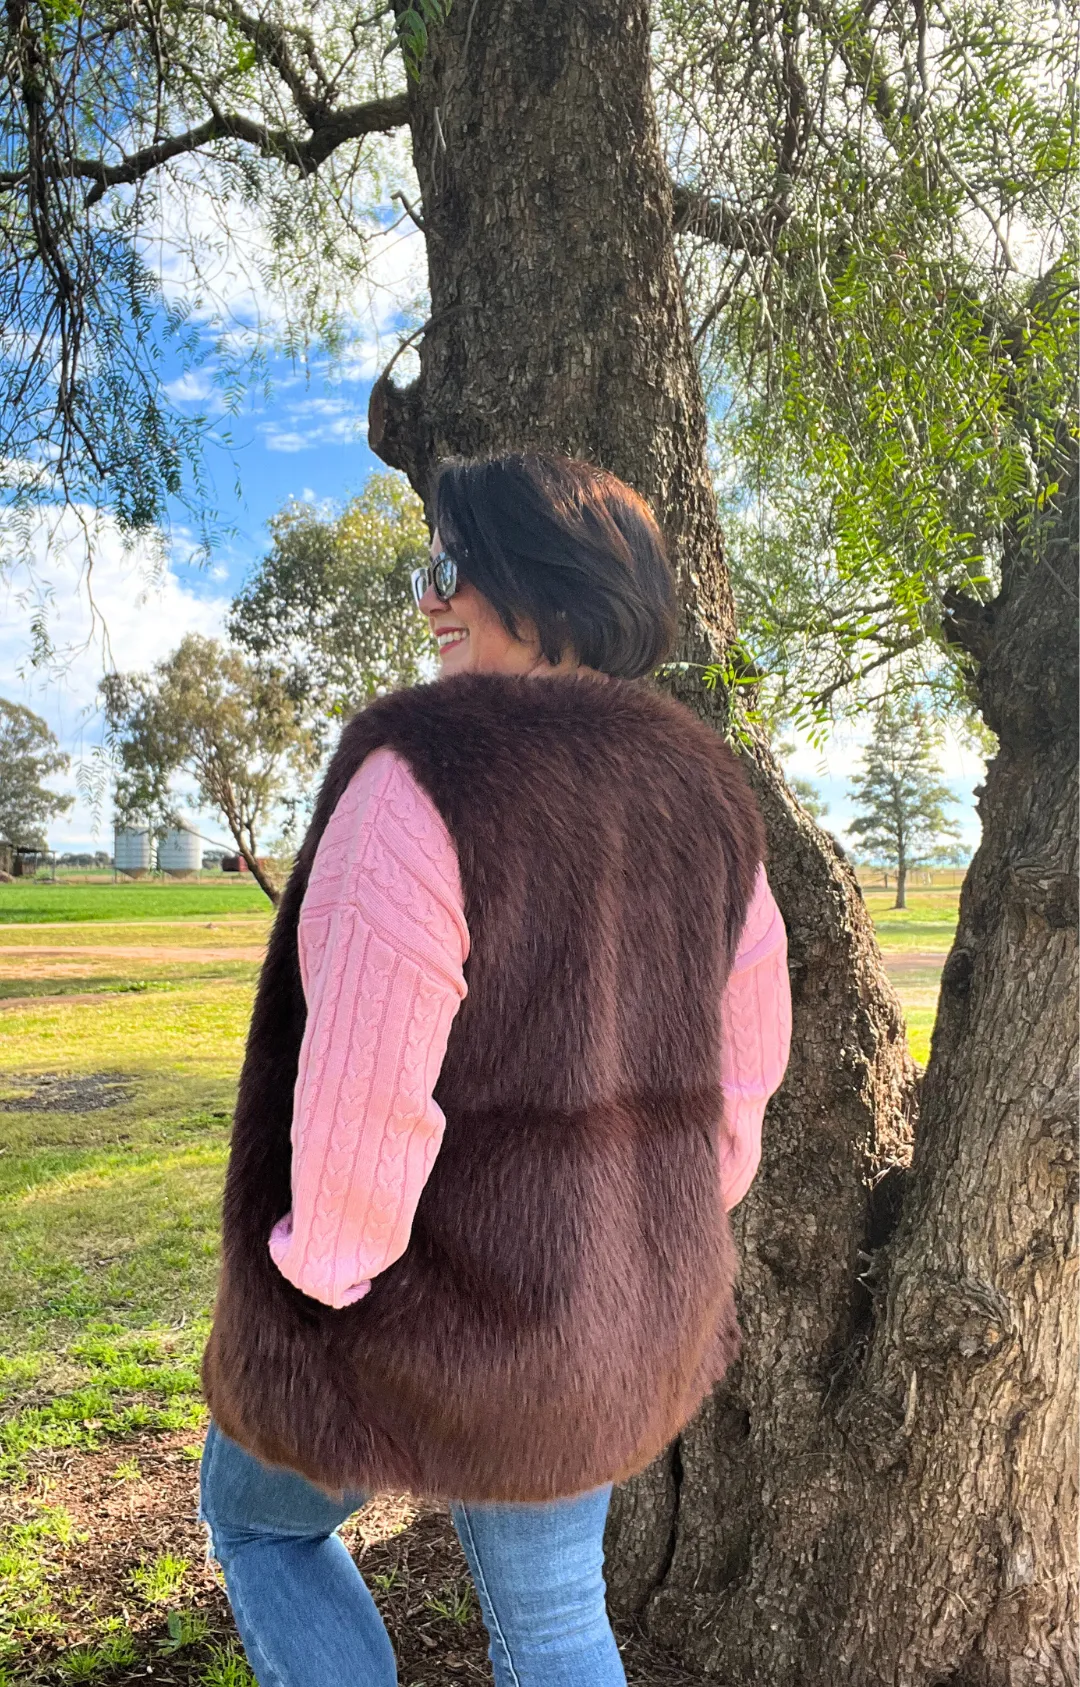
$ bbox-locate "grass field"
[862,884,960,1065]
[0,889,267,1684]
[0,877,960,1683]
[0,883,271,925]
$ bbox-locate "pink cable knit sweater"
[269,746,791,1309]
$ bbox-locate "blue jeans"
[199,1421,627,1687]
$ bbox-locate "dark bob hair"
[432,452,677,679]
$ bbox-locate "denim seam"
[454,1504,522,1687]
[197,1423,216,1513]
[197,1424,219,1560]
[219,1559,287,1687]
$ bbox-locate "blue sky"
[0,217,987,859]
[166,348,388,595]
[0,180,430,851]
[1,340,396,852]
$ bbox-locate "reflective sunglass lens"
[432,555,457,598]
[411,553,458,607]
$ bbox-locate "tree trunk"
[236,846,279,907]
[369,5,1074,1678]
[224,820,279,905]
[371,0,733,673]
[896,858,908,910]
[643,467,1078,1686]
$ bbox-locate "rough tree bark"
[368,3,1075,1678]
[642,462,1079,1686]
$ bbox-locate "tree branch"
[671,183,790,254]
[0,93,411,204]
[809,634,925,710]
[199,0,333,127]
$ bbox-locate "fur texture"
[202,671,764,1501]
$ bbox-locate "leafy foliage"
[0,697,72,847]
[721,265,1075,734]
[1,0,1074,744]
[101,635,319,903]
[847,697,964,905]
[658,0,1077,726]
[229,472,435,717]
[398,0,452,82]
[0,0,415,538]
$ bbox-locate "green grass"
[0,962,258,1004]
[0,1503,82,1656]
[865,884,960,953]
[0,977,256,1092]
[0,942,252,1496]
[865,884,960,1065]
[0,919,268,947]
[131,1553,190,1606]
[161,1611,212,1653]
[198,1647,257,1687]
[425,1584,474,1626]
[55,1632,138,1682]
[901,1008,938,1068]
[0,921,247,1667]
[0,882,271,924]
[0,875,964,1669]
[0,912,267,1013]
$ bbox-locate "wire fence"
[855,865,968,891]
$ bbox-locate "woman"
[200,452,791,1687]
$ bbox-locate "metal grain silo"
[114,825,152,877]
[158,825,202,876]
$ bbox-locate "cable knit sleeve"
[268,746,469,1309]
[718,865,791,1210]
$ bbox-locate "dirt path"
[0,943,266,965]
[880,949,947,975]
[0,919,268,933]
[0,991,143,1012]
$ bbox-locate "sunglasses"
[411,550,459,607]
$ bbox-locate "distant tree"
[101,635,319,905]
[0,699,72,847]
[228,473,434,721]
[848,700,963,909]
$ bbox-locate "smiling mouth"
[435,628,468,651]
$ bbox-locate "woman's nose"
[417,581,443,614]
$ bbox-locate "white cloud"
[1,457,59,493]
[140,141,429,391]
[260,409,368,452]
[286,396,351,418]
[0,507,231,849]
[161,367,221,408]
[262,431,311,454]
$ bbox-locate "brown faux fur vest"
[202,670,765,1501]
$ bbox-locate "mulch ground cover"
[4,1429,704,1686]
